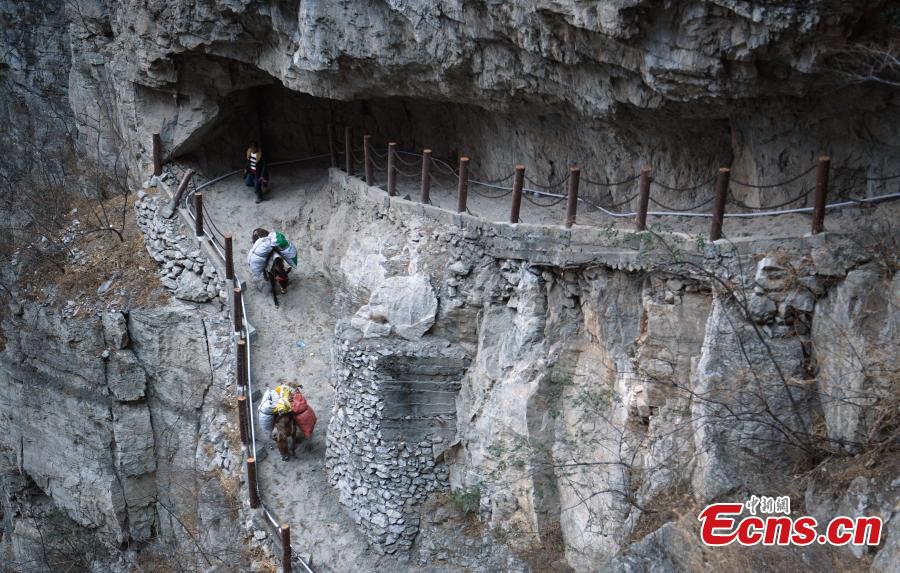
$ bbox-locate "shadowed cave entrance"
[154,54,734,207]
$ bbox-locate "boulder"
[754,257,788,291]
[448,261,472,276]
[174,270,213,302]
[366,275,438,341]
[747,293,776,323]
[811,266,898,450]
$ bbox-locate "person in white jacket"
[246,228,298,279]
[258,387,278,438]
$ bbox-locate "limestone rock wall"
[811,264,899,451]
[316,171,898,571]
[0,0,74,183]
[3,1,900,570]
[0,296,245,571]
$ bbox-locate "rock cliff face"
[2,1,900,571]
[20,0,897,204]
[312,172,898,571]
[0,296,243,570]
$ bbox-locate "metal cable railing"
[374,150,900,219]
[171,145,898,226]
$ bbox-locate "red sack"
[291,391,317,438]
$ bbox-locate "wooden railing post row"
[246,457,260,508]
[635,167,652,231]
[237,395,248,445]
[344,126,353,175]
[281,523,292,573]
[152,132,162,177]
[224,234,234,280]
[456,157,470,213]
[709,167,730,241]
[327,123,337,168]
[420,149,432,204]
[811,155,830,235]
[364,134,374,187]
[510,165,524,223]
[194,192,204,237]
[565,166,580,228]
[387,142,397,196]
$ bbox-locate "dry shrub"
[245,543,279,573]
[516,520,571,572]
[21,192,163,308]
[133,549,178,573]
[628,487,698,544]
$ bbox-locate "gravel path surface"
[203,166,424,572]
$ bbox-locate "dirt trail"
[203,166,419,572]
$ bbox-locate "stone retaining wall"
[326,337,470,555]
[134,189,226,304]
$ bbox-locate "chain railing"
[323,127,900,237]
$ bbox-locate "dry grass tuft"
[21,192,163,308]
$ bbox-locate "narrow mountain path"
[203,165,424,572]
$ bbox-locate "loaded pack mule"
[265,250,291,306]
[260,383,318,462]
[249,227,297,307]
[272,412,302,461]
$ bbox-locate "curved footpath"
[202,166,425,573]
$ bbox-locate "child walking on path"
[244,141,269,203]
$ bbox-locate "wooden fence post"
[328,123,337,168]
[364,135,374,187]
[281,523,292,573]
[387,142,397,196]
[173,170,194,205]
[152,133,162,177]
[635,167,652,231]
[510,165,524,223]
[456,157,470,213]
[246,458,259,508]
[233,287,244,334]
[224,234,234,281]
[420,149,432,204]
[236,338,247,389]
[709,167,730,241]
[162,169,195,218]
[237,396,248,446]
[344,127,353,175]
[811,156,830,235]
[173,169,195,204]
[194,193,204,237]
[565,167,580,228]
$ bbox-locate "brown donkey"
[271,413,302,461]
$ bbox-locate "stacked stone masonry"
[134,188,225,304]
[326,338,470,554]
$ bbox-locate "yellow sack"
[272,385,293,415]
